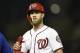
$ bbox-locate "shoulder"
[44,26,59,39]
[22,30,31,41]
[47,26,58,35]
[46,26,60,41]
[23,30,30,37]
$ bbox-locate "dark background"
[0,0,80,53]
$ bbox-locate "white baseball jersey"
[21,25,63,53]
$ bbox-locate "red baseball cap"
[28,2,45,13]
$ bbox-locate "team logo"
[37,38,48,49]
[29,3,37,10]
[56,36,61,43]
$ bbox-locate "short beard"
[31,18,43,26]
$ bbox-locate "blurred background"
[0,0,80,53]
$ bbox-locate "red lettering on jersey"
[37,38,48,49]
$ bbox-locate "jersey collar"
[31,25,48,35]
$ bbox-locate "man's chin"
[31,20,41,26]
[31,22,39,26]
[32,23,38,26]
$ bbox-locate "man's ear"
[27,14,29,17]
[41,13,45,18]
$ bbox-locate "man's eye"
[35,11,39,14]
[29,11,40,14]
[30,12,34,14]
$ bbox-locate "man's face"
[29,11,44,25]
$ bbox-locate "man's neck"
[33,23,44,31]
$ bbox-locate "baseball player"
[13,2,63,53]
